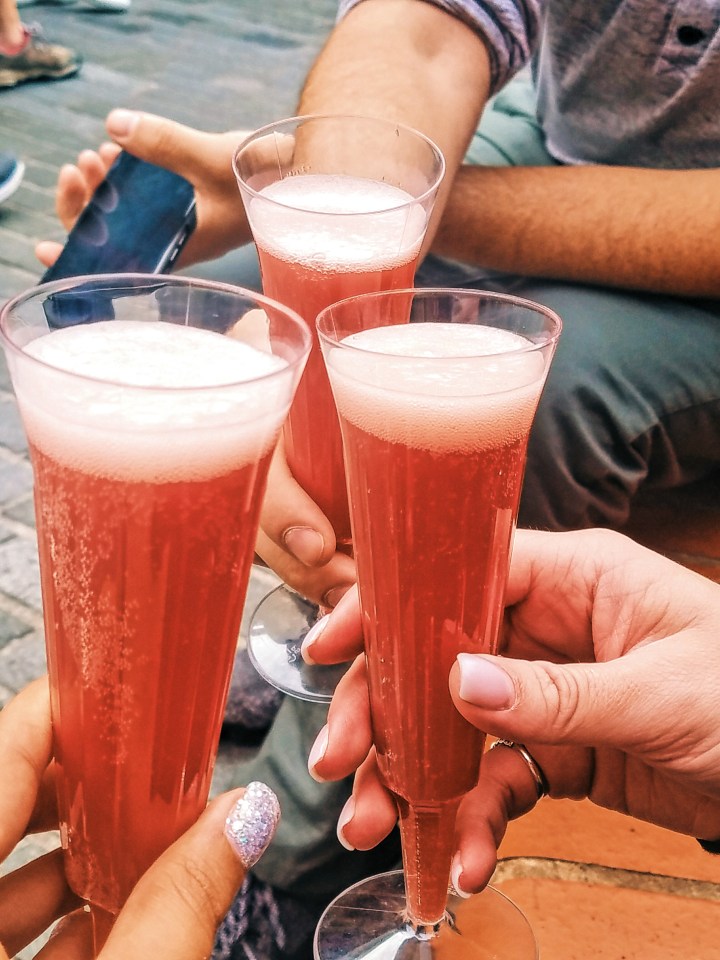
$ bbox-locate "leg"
[422,70,720,530]
[178,243,262,291]
[514,281,720,530]
[219,696,401,958]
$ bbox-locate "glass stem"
[395,796,461,929]
[90,902,116,954]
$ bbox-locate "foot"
[0,26,82,88]
[0,154,25,205]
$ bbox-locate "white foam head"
[325,323,549,453]
[13,320,292,481]
[249,174,427,272]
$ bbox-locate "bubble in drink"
[250,174,427,271]
[329,322,547,453]
[247,174,431,540]
[18,318,292,912]
[18,320,288,481]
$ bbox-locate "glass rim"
[316,287,563,361]
[232,112,446,216]
[0,272,312,393]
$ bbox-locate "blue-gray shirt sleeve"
[336,0,546,94]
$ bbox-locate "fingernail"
[307,724,329,781]
[457,654,515,709]
[283,526,325,565]
[322,585,348,610]
[107,108,139,139]
[301,614,329,664]
[336,796,356,851]
[450,854,472,899]
[224,781,281,869]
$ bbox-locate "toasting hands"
[305,529,720,893]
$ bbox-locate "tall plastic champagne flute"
[0,275,310,948]
[315,289,561,960]
[233,114,444,700]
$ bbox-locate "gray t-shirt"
[337,0,720,168]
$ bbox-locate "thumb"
[105,110,215,182]
[451,651,655,752]
[100,783,280,960]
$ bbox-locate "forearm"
[298,0,491,245]
[435,163,720,297]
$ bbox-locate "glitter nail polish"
[224,781,281,869]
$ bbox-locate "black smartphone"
[41,152,197,327]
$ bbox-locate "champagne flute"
[233,114,444,700]
[314,288,561,959]
[0,274,310,950]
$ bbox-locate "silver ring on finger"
[489,739,549,800]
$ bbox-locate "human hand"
[305,529,720,892]
[35,110,254,272]
[254,438,356,609]
[0,679,280,959]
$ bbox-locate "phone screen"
[42,153,196,327]
[43,153,196,282]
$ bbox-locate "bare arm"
[297,0,492,247]
[300,0,720,299]
[434,163,720,297]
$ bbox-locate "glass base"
[247,583,351,702]
[314,869,537,960]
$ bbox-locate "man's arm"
[300,0,720,299]
[434,163,720,298]
[297,0,492,247]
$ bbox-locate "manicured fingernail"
[106,109,139,139]
[450,854,472,899]
[301,614,329,664]
[224,781,280,868]
[283,526,325,565]
[336,796,356,851]
[457,654,515,709]
[307,724,329,781]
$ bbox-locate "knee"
[519,376,647,532]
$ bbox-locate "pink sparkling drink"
[235,118,444,546]
[319,298,560,927]
[1,281,309,916]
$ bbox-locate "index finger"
[301,584,363,665]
